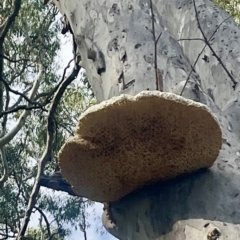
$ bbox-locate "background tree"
[0,0,94,239]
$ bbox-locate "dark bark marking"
[207,228,221,240]
[123,79,135,90]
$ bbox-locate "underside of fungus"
[58,91,222,202]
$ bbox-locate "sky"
[29,32,117,240]
[29,200,116,240]
[29,198,116,240]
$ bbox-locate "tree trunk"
[52,0,240,239]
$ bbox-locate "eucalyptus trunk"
[52,0,240,239]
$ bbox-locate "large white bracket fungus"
[58,91,222,202]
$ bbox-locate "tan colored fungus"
[58,91,222,202]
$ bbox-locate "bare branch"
[35,89,56,101]
[0,104,47,118]
[44,59,74,103]
[0,54,30,63]
[8,86,32,110]
[38,215,44,240]
[193,0,237,89]
[1,86,10,135]
[79,204,88,240]
[0,58,74,118]
[56,120,74,136]
[0,78,42,107]
[178,38,205,42]
[0,0,22,42]
[180,15,233,96]
[180,49,207,97]
[149,0,157,90]
[17,63,81,239]
[149,0,162,91]
[0,219,17,234]
[34,207,51,239]
[0,62,44,147]
[0,46,4,133]
[0,147,9,188]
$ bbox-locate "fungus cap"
[58,91,222,202]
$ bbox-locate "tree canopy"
[213,0,240,23]
[0,0,94,239]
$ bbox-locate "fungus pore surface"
[58,91,222,202]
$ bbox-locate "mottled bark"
[52,0,240,239]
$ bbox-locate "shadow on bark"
[109,167,240,238]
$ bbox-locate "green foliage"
[0,0,95,239]
[2,1,60,89]
[213,0,240,23]
[24,227,67,240]
[39,193,92,229]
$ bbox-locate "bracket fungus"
[58,91,222,202]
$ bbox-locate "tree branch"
[0,86,10,186]
[80,204,88,240]
[193,0,237,89]
[180,15,232,96]
[0,54,29,63]
[8,86,32,110]
[149,0,162,91]
[0,218,17,234]
[0,62,44,147]
[0,78,42,107]
[34,207,51,239]
[0,104,47,118]
[17,63,81,239]
[178,38,205,42]
[0,0,22,42]
[33,59,74,107]
[1,85,10,135]
[0,58,74,118]
[0,147,9,188]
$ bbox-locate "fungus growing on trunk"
[58,91,222,202]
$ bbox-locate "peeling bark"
[51,0,240,239]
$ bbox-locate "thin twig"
[45,59,74,103]
[79,204,88,240]
[0,104,47,118]
[149,0,162,91]
[0,59,73,118]
[0,147,9,187]
[56,120,74,136]
[0,219,17,234]
[0,85,10,136]
[0,0,22,41]
[193,0,237,88]
[178,38,205,42]
[0,62,44,146]
[180,15,233,96]
[34,207,51,239]
[8,86,32,110]
[0,54,29,63]
[0,78,42,107]
[17,62,80,239]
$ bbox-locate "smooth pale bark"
[52,0,240,239]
